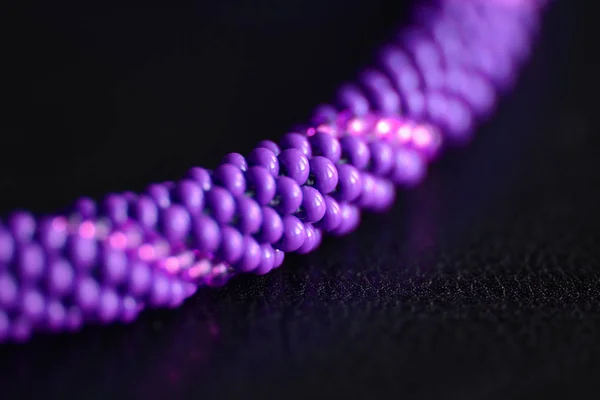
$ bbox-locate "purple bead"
[121,296,139,323]
[76,276,101,314]
[314,195,342,232]
[150,273,171,306]
[11,317,31,342]
[129,261,152,298]
[9,212,36,242]
[38,217,68,252]
[147,183,171,209]
[367,140,394,175]
[360,70,401,114]
[0,273,17,309]
[279,133,313,158]
[333,164,363,202]
[234,235,261,272]
[46,300,66,331]
[134,195,159,229]
[98,288,120,323]
[311,104,338,125]
[295,224,319,254]
[275,215,306,252]
[245,166,276,205]
[331,204,361,236]
[0,228,14,264]
[222,152,248,171]
[340,135,370,169]
[74,197,97,219]
[18,242,45,282]
[205,186,236,224]
[21,288,45,321]
[298,186,326,223]
[104,194,128,225]
[309,132,342,163]
[254,244,275,276]
[234,196,262,235]
[392,148,426,187]
[187,167,213,191]
[47,258,74,297]
[337,84,370,116]
[278,148,310,185]
[256,140,281,155]
[272,176,303,215]
[256,207,283,244]
[218,226,243,265]
[169,280,186,308]
[308,156,339,194]
[192,215,221,254]
[372,179,396,211]
[247,147,279,176]
[162,205,191,244]
[0,311,8,342]
[174,180,204,214]
[273,248,285,268]
[101,247,128,285]
[213,163,247,197]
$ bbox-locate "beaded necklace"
[0,0,549,343]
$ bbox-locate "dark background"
[0,0,598,398]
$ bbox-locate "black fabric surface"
[0,1,598,399]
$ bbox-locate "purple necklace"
[0,0,548,343]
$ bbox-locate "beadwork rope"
[0,0,548,343]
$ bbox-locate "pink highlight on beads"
[78,221,96,239]
[138,244,156,261]
[51,217,68,233]
[108,232,127,249]
[164,257,180,274]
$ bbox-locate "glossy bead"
[356,173,378,209]
[314,195,342,232]
[254,244,275,276]
[98,288,120,323]
[234,196,262,234]
[275,215,306,252]
[247,147,279,176]
[298,186,326,223]
[360,70,401,114]
[333,164,363,202]
[278,148,310,185]
[205,187,236,224]
[272,176,303,215]
[311,104,338,125]
[256,207,283,244]
[295,224,319,254]
[309,132,342,163]
[273,248,285,268]
[218,226,243,265]
[187,167,212,191]
[9,212,36,242]
[47,258,74,297]
[279,133,313,158]
[161,205,191,244]
[372,179,396,211]
[367,140,394,175]
[213,163,247,197]
[222,152,248,171]
[46,300,66,331]
[245,166,276,205]
[173,180,204,214]
[149,273,171,306]
[308,156,339,194]
[234,236,261,272]
[192,215,221,254]
[256,140,281,155]
[340,135,370,169]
